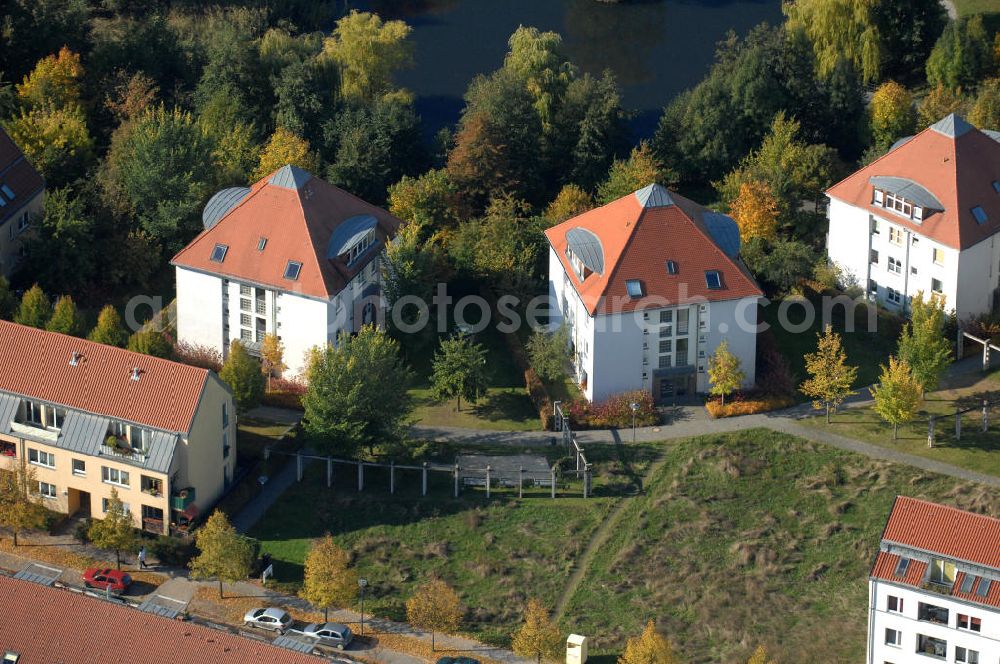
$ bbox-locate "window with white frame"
[887,595,903,613]
[884,628,901,646]
[23,400,43,425]
[72,459,85,476]
[347,229,376,265]
[889,226,903,245]
[955,647,978,664]
[37,482,56,499]
[957,614,981,632]
[49,408,65,430]
[887,288,902,304]
[884,192,913,218]
[931,278,943,294]
[102,466,130,487]
[870,249,879,265]
[28,448,54,468]
[932,248,944,265]
[888,256,902,274]
[101,498,130,514]
[240,284,252,296]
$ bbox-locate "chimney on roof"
[69,352,83,366]
[130,367,143,382]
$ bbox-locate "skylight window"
[625,279,643,298]
[894,557,911,577]
[0,185,14,201]
[705,271,722,290]
[258,237,267,251]
[976,578,992,597]
[210,244,228,263]
[971,206,988,224]
[284,260,302,281]
[666,260,678,275]
[993,181,1000,194]
[0,195,6,207]
[959,574,976,594]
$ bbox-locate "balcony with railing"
[100,435,149,466]
[141,475,163,498]
[170,487,196,511]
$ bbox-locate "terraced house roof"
[0,321,209,434]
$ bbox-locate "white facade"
[175,257,384,378]
[828,197,1000,320]
[868,579,999,664]
[548,247,758,403]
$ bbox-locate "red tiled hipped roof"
[0,575,324,663]
[880,496,1000,569]
[0,127,45,225]
[544,185,762,315]
[870,551,1000,609]
[171,166,402,300]
[826,114,1000,250]
[0,321,209,433]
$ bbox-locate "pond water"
[356,0,782,136]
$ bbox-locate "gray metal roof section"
[634,183,675,208]
[272,635,317,654]
[202,187,251,230]
[565,227,604,274]
[268,164,313,190]
[869,176,944,210]
[929,113,973,138]
[889,136,914,152]
[13,563,61,586]
[0,392,19,434]
[983,129,1000,144]
[144,430,178,474]
[326,214,378,258]
[702,212,741,258]
[58,411,110,456]
[138,595,187,619]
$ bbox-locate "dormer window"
[884,191,912,217]
[566,248,591,281]
[666,260,678,275]
[347,229,376,265]
[210,244,228,263]
[284,260,302,281]
[873,187,927,221]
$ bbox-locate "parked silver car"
[243,607,293,634]
[302,622,353,649]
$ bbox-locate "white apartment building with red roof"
[827,114,1000,320]
[868,496,1000,664]
[545,184,763,403]
[172,165,402,377]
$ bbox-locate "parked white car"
[243,607,293,634]
[302,622,353,650]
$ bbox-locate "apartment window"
[72,459,85,476]
[888,256,902,274]
[24,401,43,425]
[915,635,946,659]
[101,498,130,514]
[971,206,988,224]
[955,647,979,664]
[284,260,302,281]
[347,229,376,265]
[884,628,900,646]
[677,308,690,335]
[240,298,251,312]
[931,278,943,294]
[910,266,918,275]
[887,595,903,613]
[625,280,643,298]
[894,557,911,577]
[659,339,672,354]
[869,279,879,294]
[873,189,884,205]
[658,355,671,369]
[659,310,672,324]
[666,260,678,275]
[911,236,919,246]
[49,408,65,430]
[223,431,230,459]
[675,338,689,366]
[128,426,150,453]
[870,216,880,234]
[101,466,130,487]
[870,249,880,265]
[917,602,949,625]
[887,288,902,305]
[240,313,251,326]
[37,482,56,499]
[240,284,252,296]
[929,558,956,585]
[240,329,252,342]
[885,192,913,217]
[28,449,54,468]
[704,270,722,290]
[210,243,228,263]
[889,226,903,245]
[957,614,981,632]
[17,212,28,231]
[932,248,944,265]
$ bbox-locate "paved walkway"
[232,452,310,533]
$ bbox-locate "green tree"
[431,334,489,411]
[800,326,858,423]
[707,340,745,407]
[871,0,947,82]
[0,463,47,546]
[323,10,414,102]
[300,534,358,621]
[897,292,951,395]
[871,356,923,440]
[87,488,138,570]
[22,187,98,295]
[544,184,593,225]
[729,180,779,243]
[260,334,287,390]
[382,222,443,325]
[16,46,83,111]
[189,510,256,598]
[3,106,94,186]
[220,340,266,412]
[597,143,673,204]
[127,329,173,359]
[405,579,464,651]
[503,26,576,130]
[46,295,83,336]
[918,85,969,128]
[511,598,562,664]
[14,285,51,329]
[0,276,16,320]
[969,78,1000,130]
[784,0,882,83]
[302,325,413,456]
[617,620,678,664]
[272,55,340,142]
[88,305,128,348]
[388,169,464,232]
[526,327,570,383]
[740,237,818,295]
[870,81,916,151]
[254,127,321,180]
[926,16,992,92]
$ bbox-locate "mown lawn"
[954,0,1000,18]
[561,429,1000,663]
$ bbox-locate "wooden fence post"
[485,465,491,499]
[955,409,962,441]
[550,466,556,499]
[296,452,302,482]
[454,464,459,498]
[358,462,364,492]
[927,416,935,448]
[390,461,395,495]
[984,399,990,433]
[583,464,591,499]
[327,457,332,488]
[518,467,523,499]
[422,462,428,496]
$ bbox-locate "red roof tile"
[171,166,402,300]
[0,321,209,433]
[871,551,929,587]
[0,127,45,225]
[826,115,1000,250]
[0,575,324,663]
[880,496,1000,569]
[544,185,762,315]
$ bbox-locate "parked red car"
[82,568,132,594]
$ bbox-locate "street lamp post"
[358,578,368,637]
[630,402,639,444]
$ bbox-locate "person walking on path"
[138,546,147,569]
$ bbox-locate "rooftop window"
[347,229,376,265]
[976,577,992,597]
[210,244,228,263]
[929,558,956,586]
[894,557,910,577]
[971,206,988,224]
[257,237,267,251]
[705,271,722,290]
[625,279,643,298]
[1,184,14,201]
[284,260,302,281]
[666,260,678,275]
[993,181,1000,194]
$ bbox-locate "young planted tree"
[597,143,674,204]
[707,340,744,408]
[88,305,128,347]
[254,127,321,179]
[871,356,923,440]
[46,295,83,336]
[14,284,52,329]
[544,184,593,225]
[220,340,266,412]
[431,334,489,411]
[729,180,779,243]
[300,534,358,621]
[526,327,570,383]
[127,328,173,359]
[617,620,678,664]
[800,326,858,423]
[189,510,256,598]
[87,488,138,570]
[260,334,287,391]
[0,464,48,546]
[511,598,562,664]
[897,292,951,396]
[405,579,464,651]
